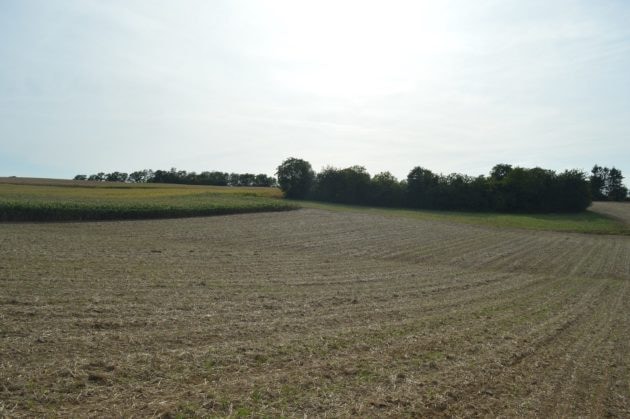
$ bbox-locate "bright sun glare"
[260,1,450,97]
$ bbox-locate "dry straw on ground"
[1,204,630,417]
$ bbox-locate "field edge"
[289,200,630,235]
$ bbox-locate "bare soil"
[1,207,629,417]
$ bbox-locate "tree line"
[276,158,628,213]
[74,168,276,187]
[589,165,628,201]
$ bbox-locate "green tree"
[370,171,403,207]
[228,173,241,186]
[254,174,275,187]
[88,172,106,181]
[105,172,128,182]
[406,166,439,208]
[339,166,371,204]
[490,164,513,181]
[129,170,151,183]
[608,168,627,201]
[590,165,608,200]
[198,171,229,186]
[312,165,371,204]
[590,165,627,201]
[312,166,343,202]
[276,158,314,199]
[553,170,591,211]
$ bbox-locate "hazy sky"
[1,0,629,180]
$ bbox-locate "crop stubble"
[590,201,630,225]
[1,208,629,417]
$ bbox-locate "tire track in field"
[387,230,500,264]
[539,278,628,417]
[603,292,630,417]
[439,276,620,416]
[418,276,612,416]
[589,285,629,418]
[465,234,548,271]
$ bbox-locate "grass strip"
[293,200,630,235]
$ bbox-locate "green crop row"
[0,199,297,222]
[0,182,298,222]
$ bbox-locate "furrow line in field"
[539,279,626,416]
[582,279,629,417]
[390,230,501,264]
[602,287,630,417]
[172,275,599,416]
[583,239,622,279]
[461,233,548,272]
[431,276,610,416]
[607,239,630,278]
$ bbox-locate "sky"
[1,0,629,180]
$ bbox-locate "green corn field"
[0,179,297,221]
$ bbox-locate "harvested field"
[591,201,630,225]
[1,207,630,417]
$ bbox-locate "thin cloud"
[0,0,628,179]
